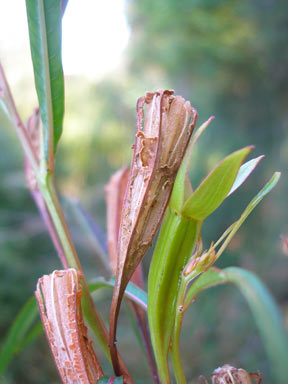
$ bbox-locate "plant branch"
[0,62,116,367]
[37,171,112,358]
[0,63,38,171]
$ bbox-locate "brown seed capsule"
[109,89,198,375]
[35,269,103,384]
[105,167,130,275]
[106,166,159,382]
[211,365,261,384]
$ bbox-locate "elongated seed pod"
[109,89,198,375]
[35,269,103,384]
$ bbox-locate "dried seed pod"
[106,167,159,383]
[105,166,144,287]
[105,167,130,275]
[109,89,198,375]
[211,365,261,384]
[35,269,103,384]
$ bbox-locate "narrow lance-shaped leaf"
[109,89,198,375]
[184,268,226,309]
[183,146,253,220]
[224,267,288,384]
[214,172,281,260]
[35,269,103,384]
[26,0,64,168]
[90,278,148,311]
[227,155,264,197]
[184,266,288,383]
[0,297,39,375]
[183,172,281,282]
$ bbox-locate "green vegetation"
[0,0,288,383]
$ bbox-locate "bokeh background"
[0,0,288,382]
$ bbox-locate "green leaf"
[14,321,43,353]
[148,208,201,382]
[224,267,288,384]
[228,155,264,196]
[184,268,226,309]
[89,277,147,310]
[0,297,39,374]
[215,172,281,259]
[184,267,288,384]
[26,0,64,165]
[183,146,253,220]
[170,116,214,212]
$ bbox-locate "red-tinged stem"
[0,63,38,171]
[0,63,131,375]
[30,188,68,268]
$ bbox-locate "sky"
[0,0,130,81]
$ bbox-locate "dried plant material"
[109,89,198,374]
[35,269,103,384]
[105,167,130,274]
[106,167,159,383]
[211,365,261,384]
[105,166,145,287]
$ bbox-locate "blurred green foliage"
[1,0,288,382]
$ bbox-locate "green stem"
[38,172,80,269]
[170,277,188,384]
[37,171,110,357]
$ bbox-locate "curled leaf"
[35,269,103,383]
[109,89,197,375]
